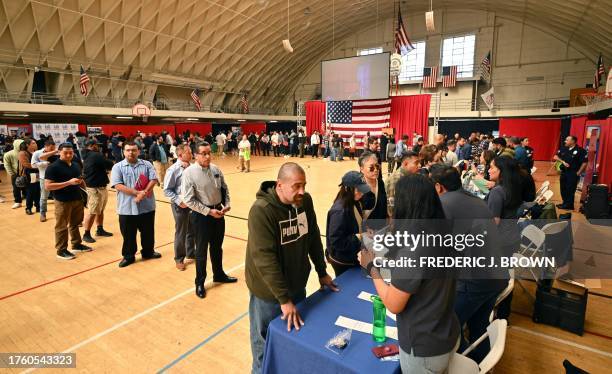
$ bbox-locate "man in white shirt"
[215,132,226,157]
[32,140,58,222]
[310,131,320,158]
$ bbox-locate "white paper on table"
[335,316,398,340]
[357,291,396,321]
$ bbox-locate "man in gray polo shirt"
[111,141,161,268]
[181,141,237,299]
[163,144,195,271]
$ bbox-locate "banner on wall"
[87,126,102,135]
[481,87,495,110]
[32,123,79,143]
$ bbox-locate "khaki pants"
[55,200,84,251]
[153,161,168,184]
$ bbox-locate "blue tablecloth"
[262,268,401,374]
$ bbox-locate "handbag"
[15,164,28,188]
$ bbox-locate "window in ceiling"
[398,41,426,83]
[441,34,476,78]
[358,47,383,56]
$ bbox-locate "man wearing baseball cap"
[82,139,114,243]
[325,170,371,276]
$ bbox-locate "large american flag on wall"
[326,99,391,144]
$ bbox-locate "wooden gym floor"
[0,156,610,373]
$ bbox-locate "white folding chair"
[519,225,546,257]
[448,353,479,374]
[534,180,550,200]
[462,319,508,373]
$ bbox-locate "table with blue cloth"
[262,268,400,374]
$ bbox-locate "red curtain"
[389,95,431,142]
[305,101,326,135]
[175,123,212,136]
[499,118,561,161]
[585,118,612,189]
[241,122,267,134]
[570,115,588,147]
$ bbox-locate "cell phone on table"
[372,344,399,358]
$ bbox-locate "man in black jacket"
[82,140,114,243]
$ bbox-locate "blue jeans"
[39,179,50,214]
[454,288,499,362]
[329,147,337,161]
[249,289,306,374]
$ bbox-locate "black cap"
[340,171,371,194]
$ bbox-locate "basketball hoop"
[132,103,152,122]
[580,92,612,110]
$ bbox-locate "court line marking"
[20,261,247,374]
[0,240,174,301]
[511,326,612,358]
[1,234,250,301]
[157,311,249,373]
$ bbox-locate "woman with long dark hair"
[325,171,371,276]
[360,174,459,374]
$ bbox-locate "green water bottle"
[371,295,386,343]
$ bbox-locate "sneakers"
[11,203,21,209]
[72,243,93,253]
[57,249,76,260]
[40,213,47,222]
[82,232,96,243]
[96,228,113,237]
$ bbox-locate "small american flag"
[326,99,391,146]
[442,66,458,88]
[422,67,438,89]
[480,51,491,82]
[240,94,249,114]
[191,88,201,111]
[79,65,90,96]
[394,8,414,55]
[595,54,605,89]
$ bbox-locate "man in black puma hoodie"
[246,162,338,374]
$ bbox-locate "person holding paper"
[111,141,161,268]
[181,141,237,299]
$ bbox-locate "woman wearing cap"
[325,171,371,276]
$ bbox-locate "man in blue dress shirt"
[111,141,161,268]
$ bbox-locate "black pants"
[311,144,319,157]
[25,181,40,210]
[560,171,579,207]
[191,212,226,285]
[11,174,24,203]
[119,211,155,259]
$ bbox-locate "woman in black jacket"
[325,171,371,276]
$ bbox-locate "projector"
[282,39,294,53]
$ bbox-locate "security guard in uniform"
[553,135,587,210]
